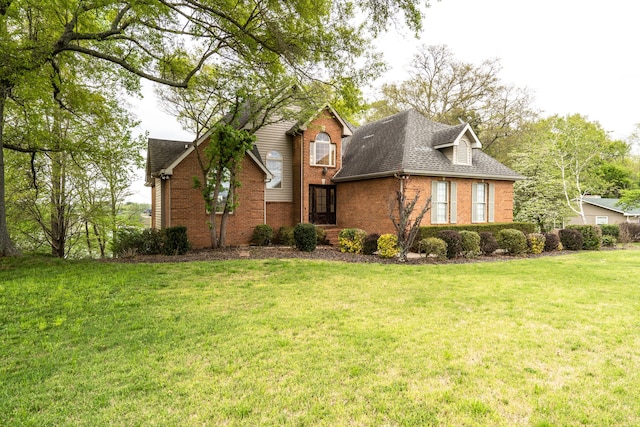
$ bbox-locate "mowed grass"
[1,250,640,426]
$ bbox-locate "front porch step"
[320,227,341,246]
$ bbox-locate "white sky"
[128,0,640,203]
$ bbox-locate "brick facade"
[163,140,267,248]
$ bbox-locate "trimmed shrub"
[338,228,366,254]
[559,228,583,251]
[436,230,463,259]
[113,227,164,257]
[459,230,481,258]
[601,235,617,247]
[543,232,560,252]
[277,226,295,246]
[416,222,536,243]
[251,224,273,246]
[619,223,640,243]
[479,232,499,256]
[377,234,399,259]
[600,224,620,238]
[567,225,602,250]
[363,233,380,255]
[527,233,546,254]
[496,229,527,255]
[418,237,448,260]
[294,223,317,252]
[163,226,190,255]
[315,226,327,245]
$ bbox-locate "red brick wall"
[295,108,344,223]
[167,140,267,248]
[336,176,515,234]
[266,202,295,231]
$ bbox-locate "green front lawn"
[2,251,640,426]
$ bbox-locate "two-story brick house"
[146,106,523,248]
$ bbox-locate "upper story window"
[310,132,336,167]
[266,150,282,189]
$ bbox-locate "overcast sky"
[129,0,640,202]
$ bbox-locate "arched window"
[310,132,336,167]
[266,150,283,189]
[456,138,471,165]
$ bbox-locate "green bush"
[543,232,560,251]
[315,226,327,245]
[251,224,273,246]
[416,222,536,243]
[459,230,481,258]
[559,228,583,251]
[294,223,317,252]
[436,230,463,259]
[527,233,546,254]
[479,232,498,256]
[363,233,380,255]
[163,226,190,255]
[277,226,295,246]
[377,234,399,259]
[567,225,601,250]
[113,227,164,257]
[496,229,527,255]
[338,228,366,254]
[600,224,620,238]
[619,223,640,243]
[601,235,617,247]
[418,237,447,260]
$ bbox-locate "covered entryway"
[309,185,336,224]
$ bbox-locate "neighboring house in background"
[146,106,524,248]
[568,197,640,225]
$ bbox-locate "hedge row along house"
[146,106,524,248]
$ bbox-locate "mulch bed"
[110,245,584,265]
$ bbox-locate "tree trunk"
[0,85,20,257]
[49,148,67,258]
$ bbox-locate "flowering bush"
[377,234,399,259]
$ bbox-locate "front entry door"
[309,185,336,224]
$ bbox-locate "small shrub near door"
[315,226,327,245]
[338,228,367,254]
[294,223,317,252]
[251,224,273,246]
[277,226,295,246]
[377,234,399,259]
[363,233,380,255]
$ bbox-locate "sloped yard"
[2,249,640,426]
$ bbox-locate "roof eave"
[333,169,524,182]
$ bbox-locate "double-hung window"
[310,132,336,167]
[472,182,495,223]
[431,181,457,224]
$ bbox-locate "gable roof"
[581,197,640,216]
[287,104,353,137]
[145,136,272,186]
[333,109,523,182]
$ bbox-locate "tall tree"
[1,0,431,256]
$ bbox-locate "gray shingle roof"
[333,109,523,182]
[581,198,640,216]
[146,138,191,184]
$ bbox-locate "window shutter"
[488,183,495,223]
[471,183,478,223]
[450,182,457,224]
[431,181,439,224]
[310,142,315,164]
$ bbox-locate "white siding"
[254,121,295,202]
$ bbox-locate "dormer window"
[310,132,336,167]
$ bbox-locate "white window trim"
[472,182,495,223]
[431,181,457,224]
[266,150,283,189]
[595,216,608,225]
